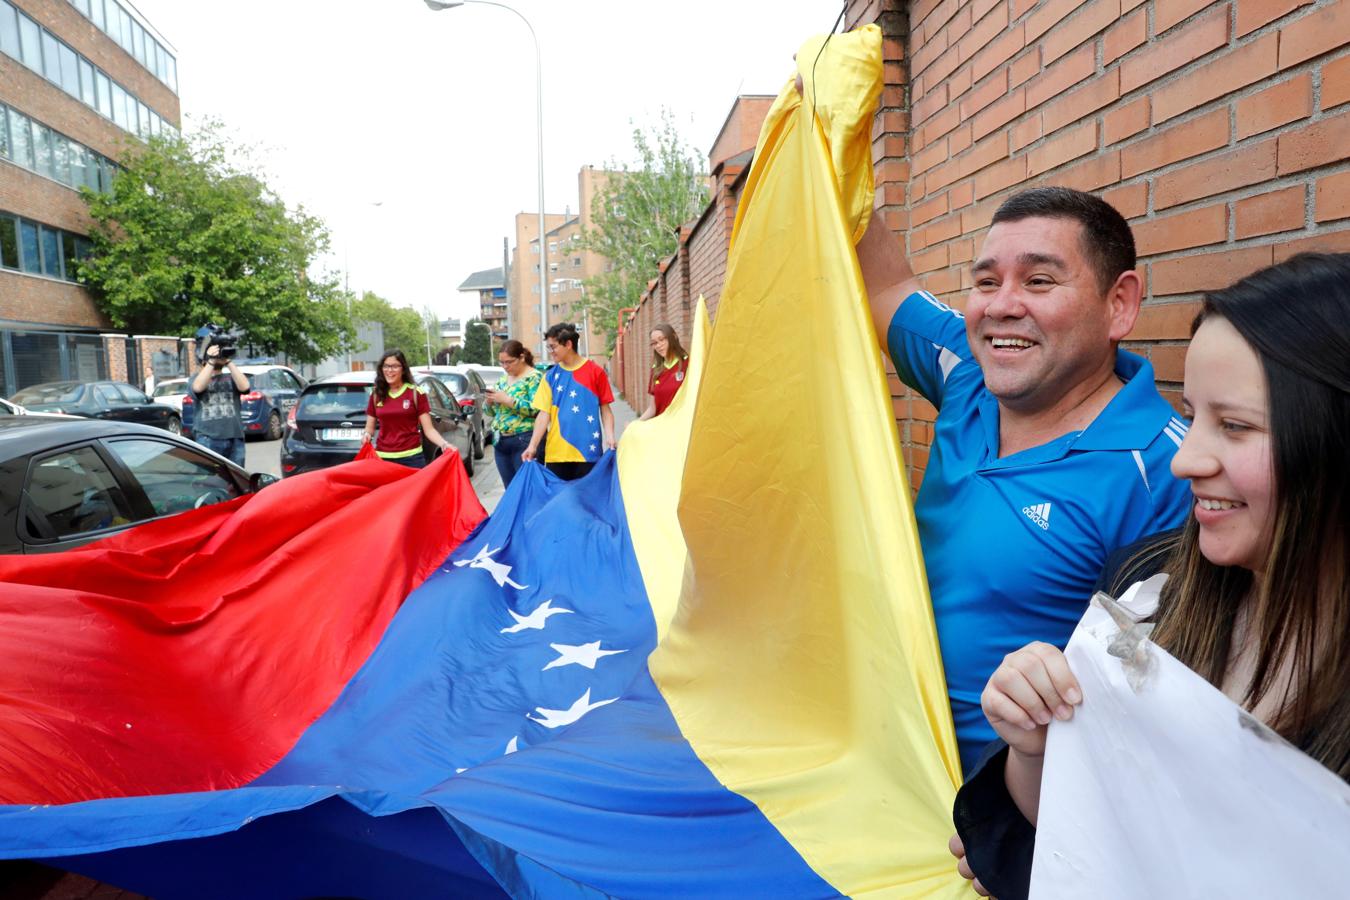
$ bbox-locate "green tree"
[461,318,492,365]
[349,290,426,357]
[79,121,351,363]
[574,110,710,350]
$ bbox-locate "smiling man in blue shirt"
[857,187,1191,774]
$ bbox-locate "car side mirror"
[250,472,279,492]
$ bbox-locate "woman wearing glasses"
[362,349,454,469]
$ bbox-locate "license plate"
[321,428,363,441]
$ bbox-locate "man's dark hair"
[545,322,580,351]
[991,187,1136,294]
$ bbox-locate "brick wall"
[614,0,1348,487]
[867,0,1348,490]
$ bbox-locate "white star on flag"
[569,390,576,397]
[586,415,595,423]
[542,641,628,671]
[590,444,597,451]
[528,688,618,728]
[500,599,573,634]
[504,736,519,754]
[592,431,600,439]
[451,543,528,589]
[571,405,580,413]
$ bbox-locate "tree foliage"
[348,290,426,357]
[574,110,710,350]
[79,121,351,363]
[461,318,492,366]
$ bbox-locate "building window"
[7,108,32,168]
[549,262,558,272]
[18,220,39,273]
[39,224,61,277]
[572,257,582,267]
[0,4,18,59]
[0,216,17,269]
[531,243,539,254]
[531,284,539,294]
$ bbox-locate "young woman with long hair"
[362,349,454,469]
[482,339,542,489]
[951,253,1350,898]
[638,323,690,421]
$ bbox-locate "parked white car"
[151,377,190,413]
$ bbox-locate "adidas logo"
[1022,502,1052,531]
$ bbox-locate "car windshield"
[434,373,469,396]
[475,367,506,385]
[153,382,186,397]
[12,383,84,405]
[298,384,372,417]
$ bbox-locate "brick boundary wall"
[615,0,1349,491]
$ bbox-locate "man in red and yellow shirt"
[522,323,615,481]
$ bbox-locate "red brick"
[1151,246,1275,294]
[912,194,950,226]
[1156,0,1217,33]
[1133,203,1229,256]
[1120,7,1230,94]
[913,138,949,177]
[949,6,974,44]
[1104,181,1150,218]
[974,155,1030,199]
[913,244,950,274]
[1131,301,1204,337]
[921,214,965,249]
[1012,0,1039,19]
[875,157,911,186]
[1236,74,1314,139]
[948,65,975,102]
[1147,345,1189,382]
[912,83,949,127]
[1323,52,1350,109]
[1315,171,1350,222]
[957,4,1011,64]
[1121,108,1230,178]
[1044,150,1122,191]
[1041,68,1122,134]
[1104,9,1148,64]
[923,103,963,146]
[927,159,962,194]
[957,132,1012,177]
[950,180,976,209]
[1272,226,1350,260]
[973,0,1003,25]
[925,266,964,294]
[1237,0,1315,36]
[961,69,1011,119]
[922,0,961,36]
[911,28,949,76]
[1026,0,1080,43]
[1277,108,1350,173]
[949,121,974,155]
[1028,122,1099,176]
[1154,140,1278,209]
[1235,185,1308,237]
[963,198,1000,232]
[972,87,1027,140]
[912,0,946,30]
[1012,113,1044,151]
[1042,0,1122,64]
[949,236,976,263]
[1026,44,1095,110]
[971,23,1027,82]
[1279,0,1350,68]
[1153,33,1280,124]
[1104,96,1151,145]
[929,45,964,90]
[1010,48,1041,86]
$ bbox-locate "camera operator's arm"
[225,359,250,394]
[192,345,222,394]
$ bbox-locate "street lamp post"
[425,0,548,357]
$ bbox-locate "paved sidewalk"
[475,384,637,514]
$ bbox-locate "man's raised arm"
[855,211,922,351]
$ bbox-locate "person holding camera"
[190,341,250,466]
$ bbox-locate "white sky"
[126,0,841,324]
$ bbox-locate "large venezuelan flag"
[0,26,967,898]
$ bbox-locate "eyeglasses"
[381,364,402,370]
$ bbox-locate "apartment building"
[0,0,181,396]
[456,266,508,342]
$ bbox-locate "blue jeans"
[196,435,245,467]
[493,431,532,489]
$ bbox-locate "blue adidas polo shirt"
[887,291,1191,775]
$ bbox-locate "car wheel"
[266,410,283,441]
[166,415,182,435]
[462,442,475,477]
[472,427,485,460]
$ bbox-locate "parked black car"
[413,366,488,460]
[9,381,181,434]
[0,417,276,554]
[280,372,475,478]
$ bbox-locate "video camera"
[195,324,238,365]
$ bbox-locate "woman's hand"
[522,443,537,463]
[948,833,991,897]
[484,389,511,406]
[981,642,1082,759]
[361,431,373,445]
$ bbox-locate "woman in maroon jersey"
[361,349,453,469]
[638,324,689,420]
